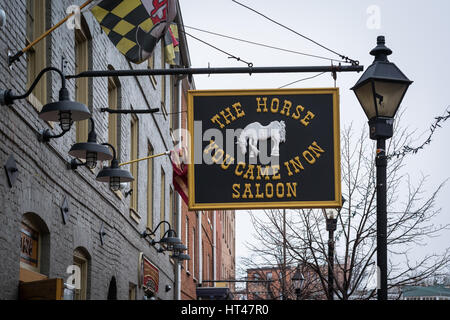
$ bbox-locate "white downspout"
[198,211,203,285]
[176,78,182,300]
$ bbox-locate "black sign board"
[188,88,341,210]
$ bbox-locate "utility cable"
[183,25,347,64]
[278,72,327,89]
[231,0,359,66]
[183,31,253,67]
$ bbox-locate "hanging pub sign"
[188,88,342,210]
[138,253,159,294]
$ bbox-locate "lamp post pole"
[376,138,388,300]
[351,36,412,300]
[325,211,338,300]
[327,227,335,300]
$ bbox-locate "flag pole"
[119,151,171,167]
[8,0,94,66]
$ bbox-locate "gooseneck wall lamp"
[351,36,412,301]
[141,221,189,261]
[0,67,91,142]
[96,143,134,191]
[68,118,113,170]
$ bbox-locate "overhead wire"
[183,25,347,64]
[231,0,359,66]
[278,72,327,89]
[183,30,253,67]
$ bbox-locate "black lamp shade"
[39,100,91,122]
[292,269,305,290]
[171,253,191,261]
[96,167,134,186]
[159,230,182,250]
[352,36,413,120]
[69,142,113,161]
[172,243,188,253]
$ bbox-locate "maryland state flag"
[164,23,180,66]
[170,147,188,205]
[91,0,179,64]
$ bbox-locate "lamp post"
[323,197,345,300]
[292,265,304,300]
[351,36,412,300]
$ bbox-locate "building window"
[20,221,40,273]
[19,213,50,282]
[108,75,120,158]
[147,143,154,230]
[26,0,48,110]
[130,114,139,213]
[73,247,90,300]
[75,19,91,143]
[160,168,166,236]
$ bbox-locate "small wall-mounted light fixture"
[60,196,70,224]
[0,8,6,30]
[68,118,113,170]
[4,154,18,188]
[99,222,107,246]
[96,143,134,191]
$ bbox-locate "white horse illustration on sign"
[237,121,286,157]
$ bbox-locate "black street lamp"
[351,36,413,300]
[292,265,305,300]
[323,197,345,300]
[96,143,134,191]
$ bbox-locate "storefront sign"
[138,253,159,294]
[188,88,342,210]
[20,222,39,268]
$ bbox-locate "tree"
[239,115,450,300]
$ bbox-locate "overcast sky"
[178,0,450,270]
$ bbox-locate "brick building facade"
[0,0,192,300]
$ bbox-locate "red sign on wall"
[139,253,159,294]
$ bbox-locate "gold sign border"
[187,88,342,210]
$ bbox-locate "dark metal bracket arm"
[1,67,67,105]
[66,64,364,80]
[100,108,160,114]
[38,128,70,143]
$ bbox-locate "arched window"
[19,213,50,282]
[107,276,117,300]
[73,247,90,300]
